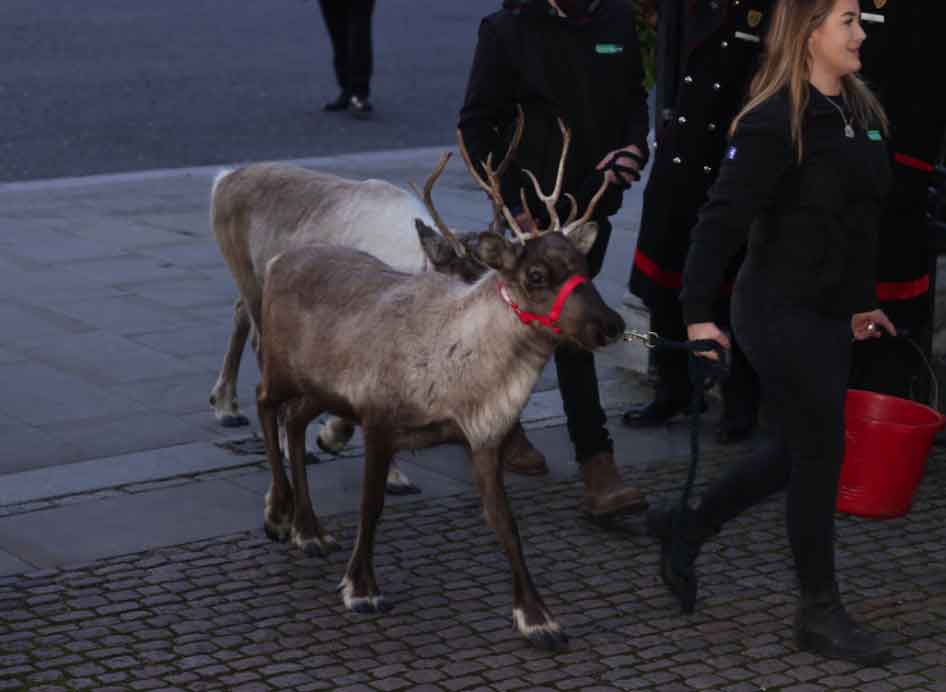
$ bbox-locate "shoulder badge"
[747,10,763,27]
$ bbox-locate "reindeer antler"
[410,152,467,257]
[457,105,530,242]
[520,118,571,233]
[561,175,610,236]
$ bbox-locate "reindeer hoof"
[220,413,249,428]
[263,522,290,543]
[295,533,339,557]
[338,577,391,614]
[514,609,567,651]
[385,479,421,496]
[351,595,392,614]
[527,628,569,652]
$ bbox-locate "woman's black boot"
[646,505,717,614]
[794,585,892,666]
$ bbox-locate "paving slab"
[0,548,30,577]
[0,441,243,507]
[0,479,262,568]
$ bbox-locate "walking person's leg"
[555,219,647,517]
[319,0,352,110]
[347,0,375,111]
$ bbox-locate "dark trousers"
[646,293,760,429]
[698,286,852,595]
[318,0,375,97]
[556,218,613,462]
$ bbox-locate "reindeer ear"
[474,231,519,271]
[565,221,598,255]
[416,219,456,268]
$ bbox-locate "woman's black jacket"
[681,85,892,324]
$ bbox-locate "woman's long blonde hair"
[729,0,888,161]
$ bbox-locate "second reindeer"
[255,123,621,650]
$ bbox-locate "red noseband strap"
[497,274,589,334]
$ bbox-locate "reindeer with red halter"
[255,118,623,649]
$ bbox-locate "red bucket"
[837,388,945,519]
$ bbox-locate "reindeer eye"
[526,266,547,287]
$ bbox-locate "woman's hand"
[686,321,731,359]
[851,309,896,340]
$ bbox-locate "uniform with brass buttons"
[626,0,775,438]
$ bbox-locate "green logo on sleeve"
[867,130,883,141]
[595,43,624,54]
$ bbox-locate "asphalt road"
[0,0,492,182]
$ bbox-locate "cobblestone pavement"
[1,449,944,692]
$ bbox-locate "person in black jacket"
[319,0,375,114]
[649,0,896,665]
[623,0,773,443]
[458,0,651,519]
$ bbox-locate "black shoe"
[715,421,755,445]
[622,399,686,427]
[323,91,351,112]
[794,586,892,666]
[348,94,373,114]
[647,505,716,614]
[622,397,706,428]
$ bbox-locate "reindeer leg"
[470,446,567,651]
[339,428,393,614]
[284,401,339,557]
[257,387,293,542]
[385,455,421,496]
[278,404,320,466]
[210,298,251,427]
[317,417,419,495]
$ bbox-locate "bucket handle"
[899,336,940,411]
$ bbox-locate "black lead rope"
[624,331,729,612]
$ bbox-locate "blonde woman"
[650,0,895,665]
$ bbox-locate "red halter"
[497,275,588,334]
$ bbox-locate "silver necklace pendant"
[844,123,855,139]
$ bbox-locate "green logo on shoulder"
[867,130,883,141]
[595,43,623,54]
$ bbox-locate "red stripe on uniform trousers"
[632,249,736,295]
[633,249,682,289]
[894,153,934,172]
[876,274,930,301]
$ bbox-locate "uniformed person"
[458,0,652,519]
[623,0,774,442]
[850,0,946,395]
[652,0,895,665]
